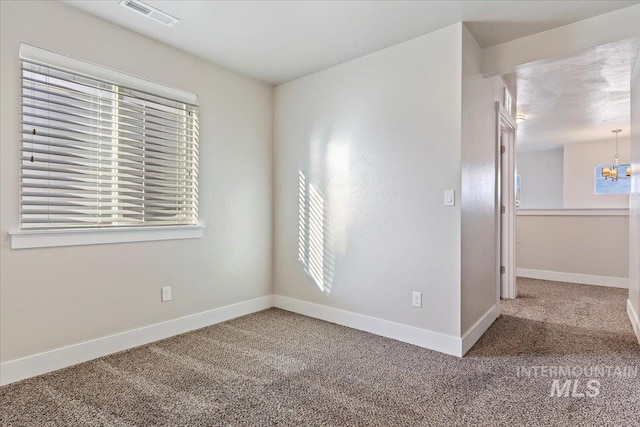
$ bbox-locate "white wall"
[629,54,640,342]
[0,1,273,362]
[274,24,463,338]
[517,148,564,208]
[563,138,631,208]
[460,26,505,334]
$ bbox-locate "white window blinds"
[19,44,199,230]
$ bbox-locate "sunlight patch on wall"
[298,171,335,294]
[326,140,351,255]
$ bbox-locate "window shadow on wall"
[298,171,336,294]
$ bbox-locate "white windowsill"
[517,209,628,216]
[9,224,205,249]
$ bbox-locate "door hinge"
[501,205,506,214]
[501,145,506,154]
[500,266,505,274]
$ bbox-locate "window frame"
[11,44,204,249]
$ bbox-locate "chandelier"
[602,129,630,181]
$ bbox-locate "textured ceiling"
[62,0,639,84]
[515,38,640,151]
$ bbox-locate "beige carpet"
[1,278,639,426]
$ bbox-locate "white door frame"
[495,102,517,300]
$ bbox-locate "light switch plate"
[444,190,455,206]
[161,286,172,302]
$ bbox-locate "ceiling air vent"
[120,0,179,27]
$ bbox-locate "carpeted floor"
[1,278,639,426]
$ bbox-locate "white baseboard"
[516,268,629,289]
[628,299,640,345]
[461,305,500,355]
[2,294,503,386]
[273,295,463,357]
[0,295,273,386]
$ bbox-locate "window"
[595,164,631,195]
[19,44,199,231]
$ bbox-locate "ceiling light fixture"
[602,129,625,181]
[516,113,525,123]
[120,0,179,27]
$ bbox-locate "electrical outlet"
[412,291,422,308]
[161,286,172,302]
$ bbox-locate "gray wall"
[516,142,632,281]
[516,215,629,279]
[0,1,274,362]
[461,26,505,334]
[517,148,564,209]
[564,138,631,209]
[274,24,464,337]
[274,23,504,340]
